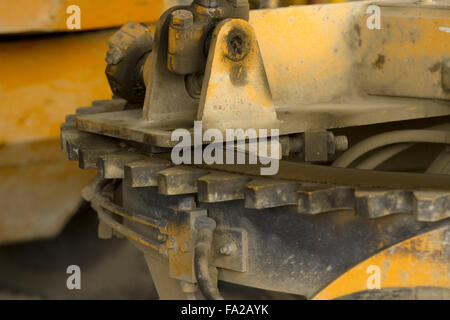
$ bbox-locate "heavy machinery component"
[167,1,249,75]
[76,0,450,144]
[333,128,450,168]
[105,22,154,105]
[0,0,193,244]
[61,0,450,299]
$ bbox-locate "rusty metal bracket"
[165,207,249,282]
[143,5,198,123]
[166,207,208,282]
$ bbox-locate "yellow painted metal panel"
[249,2,362,107]
[0,0,189,34]
[249,2,449,105]
[360,3,450,99]
[0,30,116,145]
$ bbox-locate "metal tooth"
[297,185,355,215]
[124,158,171,187]
[92,99,127,107]
[97,152,145,179]
[244,179,300,209]
[61,127,79,155]
[76,99,127,115]
[157,167,209,195]
[62,115,77,128]
[197,173,251,203]
[62,126,121,167]
[355,190,414,218]
[61,128,98,160]
[75,106,93,115]
[78,146,122,170]
[414,191,450,222]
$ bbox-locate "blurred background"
[0,0,345,299]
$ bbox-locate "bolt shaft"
[335,135,349,151]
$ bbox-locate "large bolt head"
[171,9,194,28]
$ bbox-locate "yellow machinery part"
[312,225,450,299]
[249,2,449,106]
[53,1,450,299]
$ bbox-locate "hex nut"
[171,10,194,28]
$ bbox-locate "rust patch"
[353,23,361,37]
[372,54,385,70]
[226,28,250,62]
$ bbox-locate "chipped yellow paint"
[312,225,450,300]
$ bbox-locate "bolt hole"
[226,29,248,61]
[230,35,243,56]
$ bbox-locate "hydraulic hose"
[193,216,223,300]
[332,129,450,168]
[353,123,450,170]
[355,143,414,170]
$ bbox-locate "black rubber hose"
[194,216,223,300]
